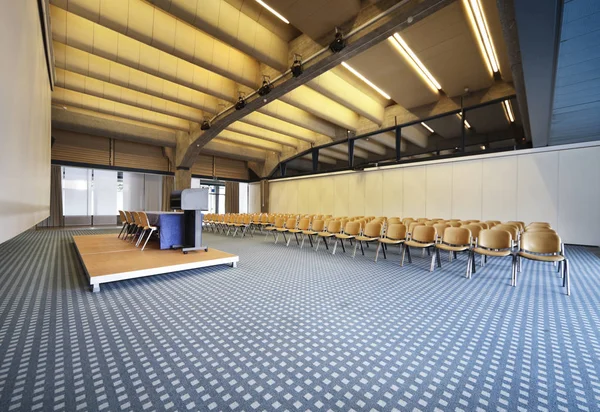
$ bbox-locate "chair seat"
[143,225,157,230]
[264,227,277,231]
[518,251,565,262]
[288,229,302,234]
[276,228,289,232]
[335,234,355,239]
[379,238,404,245]
[318,232,335,237]
[302,230,317,235]
[405,240,434,248]
[436,244,469,252]
[356,236,378,242]
[473,247,512,257]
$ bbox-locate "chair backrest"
[484,221,497,228]
[386,224,406,241]
[297,218,310,231]
[521,232,561,254]
[478,229,512,249]
[388,217,402,225]
[493,224,519,241]
[285,217,296,229]
[467,220,480,223]
[527,222,551,229]
[340,218,349,230]
[417,218,428,223]
[138,211,150,227]
[447,221,462,227]
[402,218,414,225]
[260,214,269,223]
[412,225,436,243]
[245,215,252,224]
[433,223,450,239]
[476,222,489,229]
[132,212,142,226]
[464,224,482,242]
[118,210,126,223]
[524,227,556,234]
[311,219,325,232]
[327,220,342,234]
[363,222,382,238]
[344,221,361,236]
[506,221,525,232]
[274,217,285,228]
[124,211,133,223]
[442,227,470,246]
[408,222,424,234]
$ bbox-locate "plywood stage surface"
[74,234,239,292]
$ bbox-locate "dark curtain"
[48,165,64,227]
[225,182,239,213]
[162,175,174,211]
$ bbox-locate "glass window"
[62,167,90,216]
[93,169,118,215]
[144,174,162,212]
[218,185,225,214]
[122,172,144,211]
[239,182,248,213]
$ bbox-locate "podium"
[170,189,209,254]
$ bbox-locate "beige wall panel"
[249,182,261,214]
[269,182,283,212]
[318,177,335,215]
[348,173,365,217]
[517,152,559,229]
[297,178,311,214]
[557,147,600,245]
[481,156,517,222]
[452,160,483,221]
[403,166,427,219]
[425,163,453,219]
[333,175,350,217]
[285,180,299,214]
[382,168,404,218]
[364,171,383,217]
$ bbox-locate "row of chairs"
[118,210,158,251]
[204,213,570,295]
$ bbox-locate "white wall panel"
[249,183,261,213]
[285,180,299,213]
[481,156,518,222]
[297,179,311,214]
[425,164,453,219]
[269,182,284,212]
[364,171,383,217]
[319,177,335,215]
[348,173,366,216]
[517,152,559,229]
[403,166,426,219]
[452,161,483,221]
[382,168,403,218]
[557,147,600,245]
[333,175,350,217]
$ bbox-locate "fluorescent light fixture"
[502,100,515,122]
[457,113,471,129]
[256,0,289,24]
[389,34,442,92]
[421,122,435,133]
[341,62,391,99]
[463,0,499,73]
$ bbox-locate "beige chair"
[433,224,450,241]
[287,218,310,246]
[506,221,525,233]
[301,219,324,248]
[388,217,402,225]
[128,212,144,243]
[264,217,284,241]
[432,227,471,273]
[118,210,130,239]
[316,220,342,251]
[275,218,297,245]
[463,224,482,245]
[136,212,158,251]
[526,222,552,230]
[468,229,514,280]
[493,224,520,248]
[407,221,424,236]
[514,232,570,295]
[447,221,462,227]
[375,224,406,262]
[354,222,382,258]
[401,225,436,267]
[333,221,361,254]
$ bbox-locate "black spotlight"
[235,95,246,110]
[291,56,303,77]
[329,30,346,53]
[258,79,272,96]
[201,120,211,130]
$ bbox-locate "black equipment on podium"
[170,189,209,254]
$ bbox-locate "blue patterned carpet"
[1,229,599,411]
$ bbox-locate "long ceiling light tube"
[341,62,391,99]
[389,33,442,92]
[421,122,435,133]
[463,0,499,73]
[256,0,289,24]
[503,100,514,122]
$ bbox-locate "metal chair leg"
[301,234,306,249]
[564,259,570,296]
[375,242,381,262]
[430,248,437,272]
[332,239,338,255]
[512,254,517,286]
[401,244,406,266]
[341,238,346,253]
[353,241,358,258]
[141,229,155,251]
[316,236,321,251]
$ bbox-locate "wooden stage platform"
[73,234,239,292]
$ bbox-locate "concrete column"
[175,168,192,191]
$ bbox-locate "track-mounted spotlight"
[291,55,303,77]
[258,77,273,96]
[201,120,211,130]
[329,29,346,53]
[235,94,246,110]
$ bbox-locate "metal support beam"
[395,127,402,161]
[312,150,319,173]
[348,140,355,168]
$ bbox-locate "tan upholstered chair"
[285,218,309,246]
[401,225,436,267]
[469,229,514,280]
[333,221,361,254]
[514,232,570,295]
[136,212,158,251]
[526,222,552,230]
[375,224,406,262]
[118,210,129,239]
[447,221,462,228]
[388,217,402,225]
[492,224,520,248]
[506,221,525,232]
[354,222,382,258]
[274,217,297,244]
[264,217,284,241]
[463,224,482,245]
[408,222,424,236]
[127,212,143,243]
[432,227,471,273]
[433,224,450,241]
[316,220,342,251]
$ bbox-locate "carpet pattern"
[0,228,599,411]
